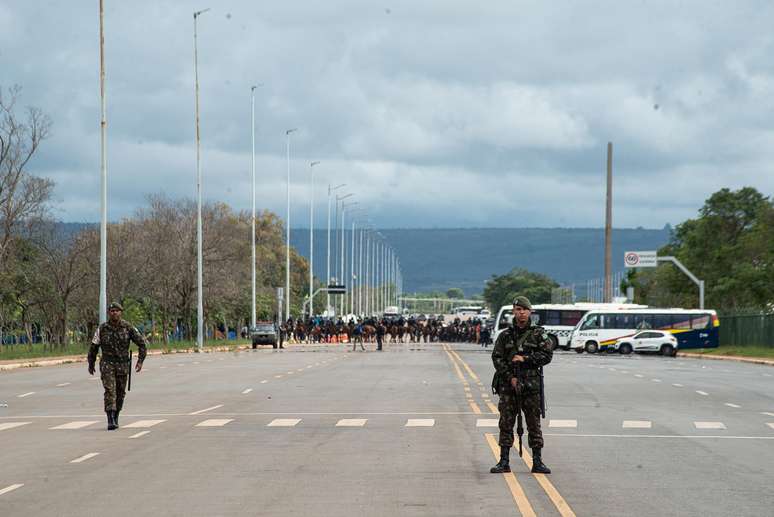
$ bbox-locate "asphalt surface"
[1,341,772,516]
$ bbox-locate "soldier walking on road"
[88,302,147,430]
[490,296,553,474]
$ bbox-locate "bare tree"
[0,85,53,265]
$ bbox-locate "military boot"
[490,446,511,473]
[531,448,551,474]
[114,410,120,428]
[106,411,117,431]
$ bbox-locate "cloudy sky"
[2,1,773,228]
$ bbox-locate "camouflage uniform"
[491,322,553,450]
[88,320,147,413]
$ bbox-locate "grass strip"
[686,345,774,359]
[0,339,252,362]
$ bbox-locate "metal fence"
[719,312,774,347]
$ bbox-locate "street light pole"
[309,161,320,317]
[250,85,258,329]
[99,0,108,325]
[340,201,357,317]
[285,128,297,321]
[193,7,210,351]
[327,183,345,316]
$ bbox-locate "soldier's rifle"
[127,350,132,392]
[512,358,525,457]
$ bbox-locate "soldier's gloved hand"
[510,377,519,389]
[135,361,143,373]
[88,364,95,375]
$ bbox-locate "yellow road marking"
[518,449,577,517]
[450,349,482,383]
[469,401,482,414]
[487,402,500,414]
[484,434,536,517]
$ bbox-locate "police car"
[613,330,678,356]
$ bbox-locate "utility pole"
[604,142,613,303]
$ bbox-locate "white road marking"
[694,421,726,430]
[188,405,223,415]
[336,418,367,427]
[761,412,774,417]
[267,418,301,427]
[50,421,99,430]
[242,389,253,394]
[634,374,644,378]
[56,382,71,387]
[672,383,684,387]
[124,419,166,428]
[622,420,652,429]
[296,368,304,372]
[129,431,151,439]
[546,433,774,440]
[651,379,662,383]
[159,366,167,369]
[0,422,31,431]
[0,484,24,496]
[260,380,268,384]
[195,419,233,427]
[17,392,35,398]
[306,365,313,369]
[286,371,294,375]
[70,452,100,463]
[476,419,499,427]
[405,419,435,427]
[724,403,741,409]
[696,391,709,396]
[274,375,283,379]
[767,423,774,430]
[549,420,578,428]
[621,370,629,374]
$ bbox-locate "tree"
[482,268,558,310]
[446,287,465,299]
[629,187,774,310]
[0,85,53,268]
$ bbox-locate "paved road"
[1,342,772,516]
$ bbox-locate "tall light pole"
[327,183,345,316]
[308,160,320,317]
[250,84,260,329]
[284,128,297,320]
[99,0,107,324]
[193,7,210,351]
[340,201,357,317]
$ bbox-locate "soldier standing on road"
[87,302,147,431]
[375,320,385,351]
[490,296,553,474]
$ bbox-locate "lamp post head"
[286,128,298,135]
[194,8,211,18]
[311,161,321,167]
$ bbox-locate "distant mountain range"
[290,227,671,296]
[57,223,671,297]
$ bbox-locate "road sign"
[624,251,657,268]
[327,285,346,295]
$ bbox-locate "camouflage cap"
[512,296,532,311]
[108,302,123,311]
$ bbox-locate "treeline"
[0,86,310,348]
[0,196,311,348]
[626,187,774,312]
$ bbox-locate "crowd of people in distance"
[276,315,492,346]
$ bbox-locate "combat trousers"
[497,389,543,449]
[100,361,129,412]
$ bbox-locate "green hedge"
[719,312,774,347]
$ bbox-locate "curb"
[676,352,774,367]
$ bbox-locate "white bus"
[569,308,720,354]
[452,306,485,316]
[493,302,648,350]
